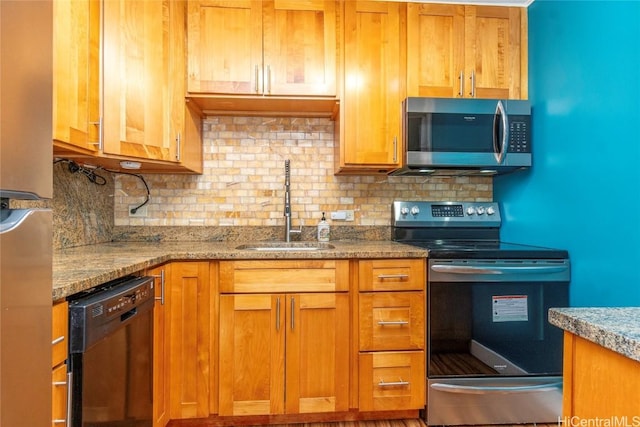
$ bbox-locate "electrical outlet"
[344,210,355,221]
[128,204,148,217]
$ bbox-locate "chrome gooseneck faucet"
[284,160,301,242]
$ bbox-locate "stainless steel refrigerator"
[1,1,53,426]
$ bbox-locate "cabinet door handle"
[458,71,464,97]
[175,133,181,162]
[377,274,409,280]
[276,297,281,331]
[378,378,410,387]
[52,336,65,345]
[393,136,398,163]
[290,296,295,330]
[266,65,271,95]
[152,270,165,305]
[469,70,476,98]
[89,117,103,151]
[377,320,409,326]
[254,65,260,94]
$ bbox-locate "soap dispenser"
[317,212,330,242]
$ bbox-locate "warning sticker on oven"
[492,295,528,322]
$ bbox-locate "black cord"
[55,159,107,185]
[100,167,150,215]
[54,159,151,214]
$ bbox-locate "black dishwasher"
[68,275,154,427]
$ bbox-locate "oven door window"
[428,281,567,378]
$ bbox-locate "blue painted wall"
[494,0,640,306]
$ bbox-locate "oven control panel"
[392,201,501,227]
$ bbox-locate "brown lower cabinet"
[562,332,640,418]
[52,301,69,427]
[151,257,425,424]
[167,261,213,420]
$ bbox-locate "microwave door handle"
[493,100,508,164]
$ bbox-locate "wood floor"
[169,420,558,427]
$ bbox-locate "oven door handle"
[430,264,569,275]
[430,381,562,395]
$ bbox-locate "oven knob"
[486,206,496,215]
[410,206,420,216]
[476,206,486,215]
[466,206,476,215]
[400,207,409,216]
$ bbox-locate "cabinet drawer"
[52,301,68,368]
[359,292,425,351]
[359,351,425,411]
[52,363,68,426]
[359,259,425,292]
[219,260,349,293]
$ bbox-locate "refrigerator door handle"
[0,209,36,234]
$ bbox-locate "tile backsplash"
[113,116,492,228]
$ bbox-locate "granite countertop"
[549,307,640,363]
[53,240,427,301]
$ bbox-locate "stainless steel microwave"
[392,97,531,176]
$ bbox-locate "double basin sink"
[235,242,335,251]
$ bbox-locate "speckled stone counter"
[53,240,427,301]
[549,307,640,362]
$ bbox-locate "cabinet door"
[263,0,337,96]
[53,0,100,153]
[285,293,349,414]
[187,1,262,94]
[464,6,523,99]
[219,294,286,416]
[168,262,211,419]
[102,0,174,161]
[406,3,465,98]
[341,1,403,170]
[149,264,170,427]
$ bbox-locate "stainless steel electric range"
[392,201,571,426]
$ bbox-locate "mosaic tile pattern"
[113,116,492,227]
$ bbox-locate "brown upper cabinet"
[53,0,203,173]
[52,0,101,155]
[336,1,405,174]
[187,0,337,97]
[407,3,527,99]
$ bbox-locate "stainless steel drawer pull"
[377,320,409,326]
[378,378,410,387]
[52,336,65,345]
[52,419,66,424]
[52,381,67,387]
[152,270,165,305]
[377,274,409,280]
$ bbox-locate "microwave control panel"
[508,117,530,153]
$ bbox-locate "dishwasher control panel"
[68,276,155,353]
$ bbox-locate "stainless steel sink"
[235,242,335,251]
